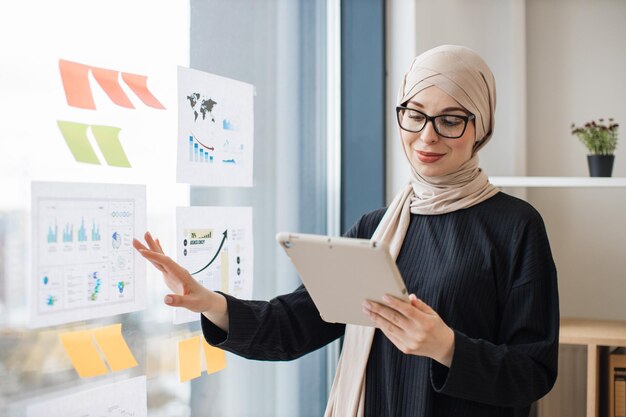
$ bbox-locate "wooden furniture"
[608,353,626,417]
[560,318,626,417]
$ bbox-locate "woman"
[134,45,559,417]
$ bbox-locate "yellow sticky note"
[59,330,109,378]
[178,336,202,382]
[203,339,226,375]
[92,323,138,372]
[220,251,229,293]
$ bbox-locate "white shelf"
[489,176,626,188]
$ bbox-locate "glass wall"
[0,1,333,416]
[188,1,333,416]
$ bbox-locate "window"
[0,1,336,416]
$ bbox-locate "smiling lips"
[416,150,445,163]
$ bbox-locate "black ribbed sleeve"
[202,285,345,361]
[202,192,559,417]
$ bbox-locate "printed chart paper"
[26,375,147,417]
[31,182,146,327]
[176,66,254,187]
[174,206,253,324]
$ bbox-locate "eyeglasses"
[396,106,475,139]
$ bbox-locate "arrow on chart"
[191,132,215,151]
[191,230,228,275]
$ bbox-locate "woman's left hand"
[363,294,455,367]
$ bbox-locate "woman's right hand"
[133,231,229,331]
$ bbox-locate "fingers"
[380,294,417,318]
[139,249,194,289]
[163,292,208,314]
[155,238,164,254]
[135,247,170,274]
[132,232,161,253]
[139,249,177,273]
[140,254,166,273]
[164,294,178,306]
[409,294,436,314]
[133,239,166,273]
[134,233,206,313]
[144,231,162,253]
[132,238,149,252]
[163,294,195,310]
[133,232,169,273]
[365,294,448,359]
[362,295,435,335]
[362,300,406,335]
[138,249,172,270]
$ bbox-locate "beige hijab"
[324,45,499,416]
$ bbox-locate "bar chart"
[77,218,87,242]
[62,223,73,243]
[49,218,102,244]
[47,222,58,243]
[188,135,214,163]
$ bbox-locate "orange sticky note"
[58,59,96,109]
[92,324,138,372]
[178,336,202,382]
[121,72,166,109]
[59,330,109,378]
[91,66,135,108]
[202,339,226,374]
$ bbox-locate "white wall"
[386,0,526,203]
[385,0,418,201]
[526,0,626,320]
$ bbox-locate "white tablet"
[276,232,409,327]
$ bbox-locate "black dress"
[202,192,559,417]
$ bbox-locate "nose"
[420,120,440,144]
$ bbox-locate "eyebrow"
[408,101,468,114]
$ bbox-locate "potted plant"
[571,118,619,177]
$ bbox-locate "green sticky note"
[57,120,101,164]
[90,125,131,168]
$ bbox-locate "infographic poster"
[26,375,147,417]
[31,182,146,327]
[176,66,254,187]
[174,206,253,324]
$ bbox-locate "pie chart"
[112,232,122,249]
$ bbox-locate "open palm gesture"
[133,232,213,313]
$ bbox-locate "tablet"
[276,232,409,327]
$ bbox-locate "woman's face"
[400,86,476,177]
